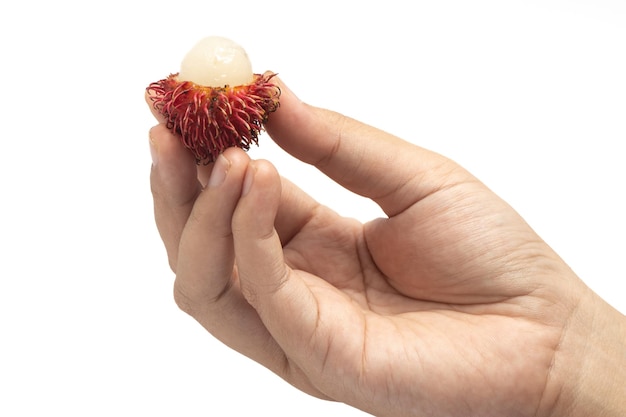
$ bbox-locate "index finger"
[265,77,474,216]
[145,91,167,124]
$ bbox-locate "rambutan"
[147,36,280,163]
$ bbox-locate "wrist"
[547,288,626,417]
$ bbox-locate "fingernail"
[207,154,230,188]
[242,163,256,196]
[149,128,159,166]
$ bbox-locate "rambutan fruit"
[147,36,280,163]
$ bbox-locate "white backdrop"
[1,1,624,416]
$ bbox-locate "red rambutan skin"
[147,73,280,163]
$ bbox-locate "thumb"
[265,77,475,217]
[231,160,319,350]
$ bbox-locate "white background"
[1,1,624,415]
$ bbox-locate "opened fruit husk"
[146,37,280,163]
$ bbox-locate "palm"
[276,179,566,416]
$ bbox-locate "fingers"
[265,77,474,216]
[232,160,320,355]
[173,154,327,393]
[145,91,166,124]
[149,124,201,270]
[173,147,249,313]
[231,160,366,388]
[170,151,293,377]
[147,90,213,186]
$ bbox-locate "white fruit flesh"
[178,36,253,88]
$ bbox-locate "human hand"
[147,78,626,417]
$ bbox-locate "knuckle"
[240,283,259,307]
[167,252,178,273]
[173,280,199,316]
[173,275,234,317]
[239,265,290,309]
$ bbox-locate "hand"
[147,78,626,417]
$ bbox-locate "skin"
[146,77,626,417]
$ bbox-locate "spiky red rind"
[147,73,281,163]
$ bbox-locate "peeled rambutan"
[146,36,281,163]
